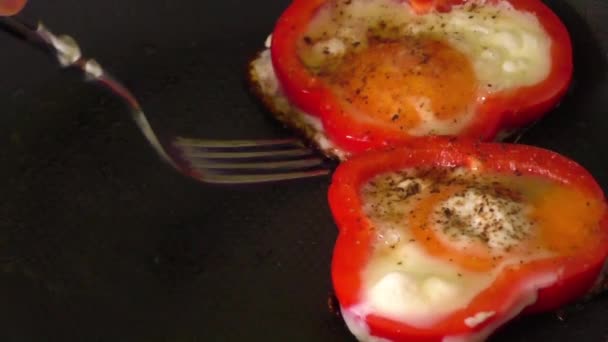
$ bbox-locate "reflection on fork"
[0,16,332,184]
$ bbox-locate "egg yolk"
[407,177,605,272]
[361,170,607,274]
[322,37,478,131]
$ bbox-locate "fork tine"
[182,148,316,160]
[175,137,304,148]
[202,169,331,184]
[175,137,332,183]
[190,158,325,170]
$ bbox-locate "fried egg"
[249,0,554,159]
[343,167,605,341]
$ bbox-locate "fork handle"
[0,14,48,49]
[0,15,179,170]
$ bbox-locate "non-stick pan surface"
[0,0,607,341]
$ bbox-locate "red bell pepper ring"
[271,0,573,155]
[328,137,608,342]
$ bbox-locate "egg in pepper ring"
[328,137,608,342]
[248,0,573,159]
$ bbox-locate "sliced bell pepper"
[328,137,608,342]
[270,0,573,155]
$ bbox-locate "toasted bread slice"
[247,46,350,161]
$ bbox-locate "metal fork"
[0,16,332,184]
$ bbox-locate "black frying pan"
[0,0,606,341]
